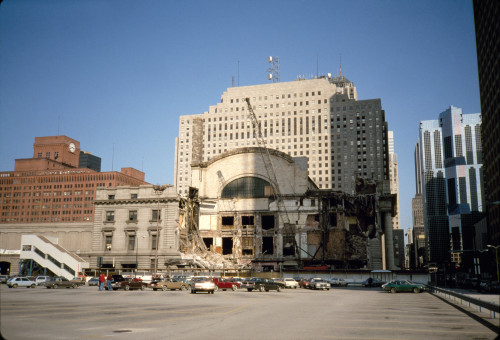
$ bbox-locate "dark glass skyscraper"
[473,0,500,247]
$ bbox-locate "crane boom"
[245,98,296,246]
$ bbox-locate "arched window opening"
[221,177,274,198]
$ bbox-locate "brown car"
[149,278,189,291]
[113,277,147,291]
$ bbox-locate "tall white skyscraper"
[418,106,483,268]
[175,75,389,196]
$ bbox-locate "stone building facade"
[91,185,181,272]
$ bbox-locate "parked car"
[247,278,283,292]
[87,277,99,286]
[278,278,299,289]
[149,278,189,291]
[105,275,127,290]
[113,277,147,291]
[363,278,385,287]
[309,278,330,290]
[191,278,216,294]
[330,278,348,287]
[0,275,10,284]
[299,278,311,288]
[70,277,86,287]
[382,280,427,293]
[35,276,50,286]
[240,278,256,291]
[479,281,500,294]
[7,277,36,288]
[45,276,79,289]
[213,277,241,291]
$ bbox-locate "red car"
[299,278,311,288]
[213,277,241,291]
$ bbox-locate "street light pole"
[152,185,167,276]
[487,245,499,282]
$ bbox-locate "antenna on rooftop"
[267,56,280,83]
[339,53,342,77]
[316,54,319,78]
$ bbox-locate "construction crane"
[244,98,298,254]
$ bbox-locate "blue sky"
[0,0,480,232]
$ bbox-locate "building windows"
[129,210,137,221]
[152,209,161,221]
[105,235,112,250]
[106,211,114,222]
[151,234,158,250]
[128,234,136,250]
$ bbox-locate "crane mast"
[244,98,297,251]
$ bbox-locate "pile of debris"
[178,194,250,270]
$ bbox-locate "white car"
[330,278,348,287]
[36,276,50,286]
[279,278,299,289]
[191,279,216,294]
[7,277,36,288]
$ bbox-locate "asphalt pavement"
[1,284,498,339]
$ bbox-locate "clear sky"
[0,0,480,233]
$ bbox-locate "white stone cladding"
[176,76,388,197]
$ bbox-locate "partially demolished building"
[188,147,397,271]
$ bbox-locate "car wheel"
[413,287,420,293]
[72,284,77,289]
[294,286,297,289]
[391,287,397,294]
[327,288,330,291]
[277,286,281,292]
[13,284,18,288]
[259,286,265,292]
[232,285,237,291]
[53,284,58,289]
[124,285,130,291]
[180,285,187,291]
[191,290,194,294]
[247,288,253,292]
[141,285,146,291]
[210,290,214,294]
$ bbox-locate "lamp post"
[487,245,499,282]
[152,185,167,276]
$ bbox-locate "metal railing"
[429,286,499,319]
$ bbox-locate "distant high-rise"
[79,151,101,172]
[388,131,401,230]
[175,75,389,196]
[473,0,500,246]
[418,107,483,269]
[412,140,426,268]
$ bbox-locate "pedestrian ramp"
[20,234,89,280]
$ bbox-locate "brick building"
[0,135,148,275]
[0,135,147,224]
